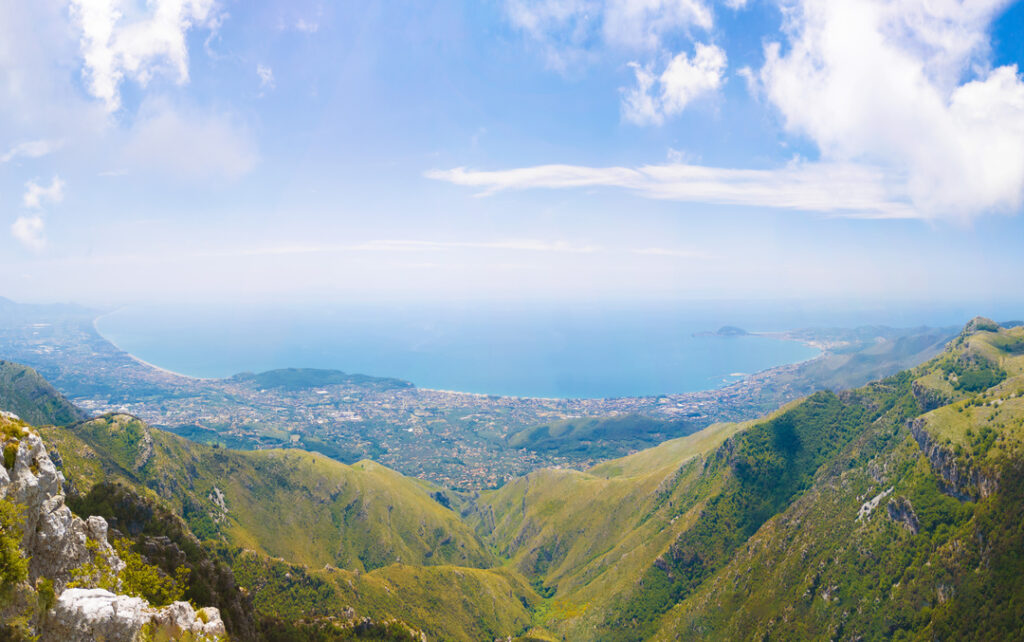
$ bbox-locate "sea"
[93,300,1012,400]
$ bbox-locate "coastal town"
[0,299,954,488]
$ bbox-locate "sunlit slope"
[41,413,493,572]
[0,360,84,426]
[229,551,540,642]
[645,320,1024,639]
[474,320,1023,640]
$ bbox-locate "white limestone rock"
[1,431,119,591]
[0,428,226,641]
[41,588,225,642]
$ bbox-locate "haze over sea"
[92,301,1021,400]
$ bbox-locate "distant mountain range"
[2,317,1024,639]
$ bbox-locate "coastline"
[92,311,213,382]
[90,311,825,401]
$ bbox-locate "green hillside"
[41,414,492,572]
[473,318,1024,640]
[7,318,1024,640]
[0,360,84,426]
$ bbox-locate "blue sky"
[1,0,1024,308]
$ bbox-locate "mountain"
[0,360,85,427]
[37,413,537,639]
[0,414,227,641]
[229,367,413,391]
[470,317,1024,640]
[4,317,1024,640]
[42,414,491,572]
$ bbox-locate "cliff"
[0,414,225,641]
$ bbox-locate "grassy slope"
[19,322,1024,640]
[0,360,84,427]
[41,415,544,640]
[475,320,1024,641]
[647,321,1024,640]
[228,550,539,641]
[473,417,766,637]
[41,414,492,572]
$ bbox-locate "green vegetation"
[230,368,412,392]
[44,415,493,573]
[0,360,84,426]
[507,414,700,459]
[6,319,1024,640]
[0,497,27,598]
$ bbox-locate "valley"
[0,298,955,489]
[4,315,1024,639]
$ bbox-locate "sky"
[1,0,1024,308]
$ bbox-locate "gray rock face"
[886,496,921,534]
[1,427,226,641]
[0,431,119,591]
[909,417,999,500]
[43,589,225,642]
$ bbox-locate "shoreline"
[91,312,825,401]
[92,312,215,382]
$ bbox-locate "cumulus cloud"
[426,161,916,218]
[69,0,221,112]
[22,176,65,209]
[256,64,275,91]
[758,0,1024,221]
[13,176,64,250]
[505,0,714,69]
[622,42,726,124]
[462,0,1024,221]
[11,215,46,251]
[122,99,258,179]
[1,139,63,163]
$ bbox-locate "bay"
[94,302,824,399]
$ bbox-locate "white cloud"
[1,139,63,163]
[69,0,221,112]
[602,0,712,49]
[623,42,726,124]
[11,215,46,251]
[505,0,714,70]
[294,18,319,33]
[22,176,66,209]
[426,161,916,218]
[221,239,604,256]
[122,99,258,179]
[256,64,275,91]
[758,0,1024,221]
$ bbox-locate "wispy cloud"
[213,239,605,257]
[1,139,62,163]
[22,176,65,209]
[632,247,711,259]
[294,18,319,33]
[505,0,714,71]
[426,161,918,219]
[123,98,258,180]
[256,64,275,92]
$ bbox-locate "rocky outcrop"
[1,424,226,641]
[44,588,225,642]
[886,496,920,534]
[909,417,999,500]
[912,380,949,412]
[0,430,120,591]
